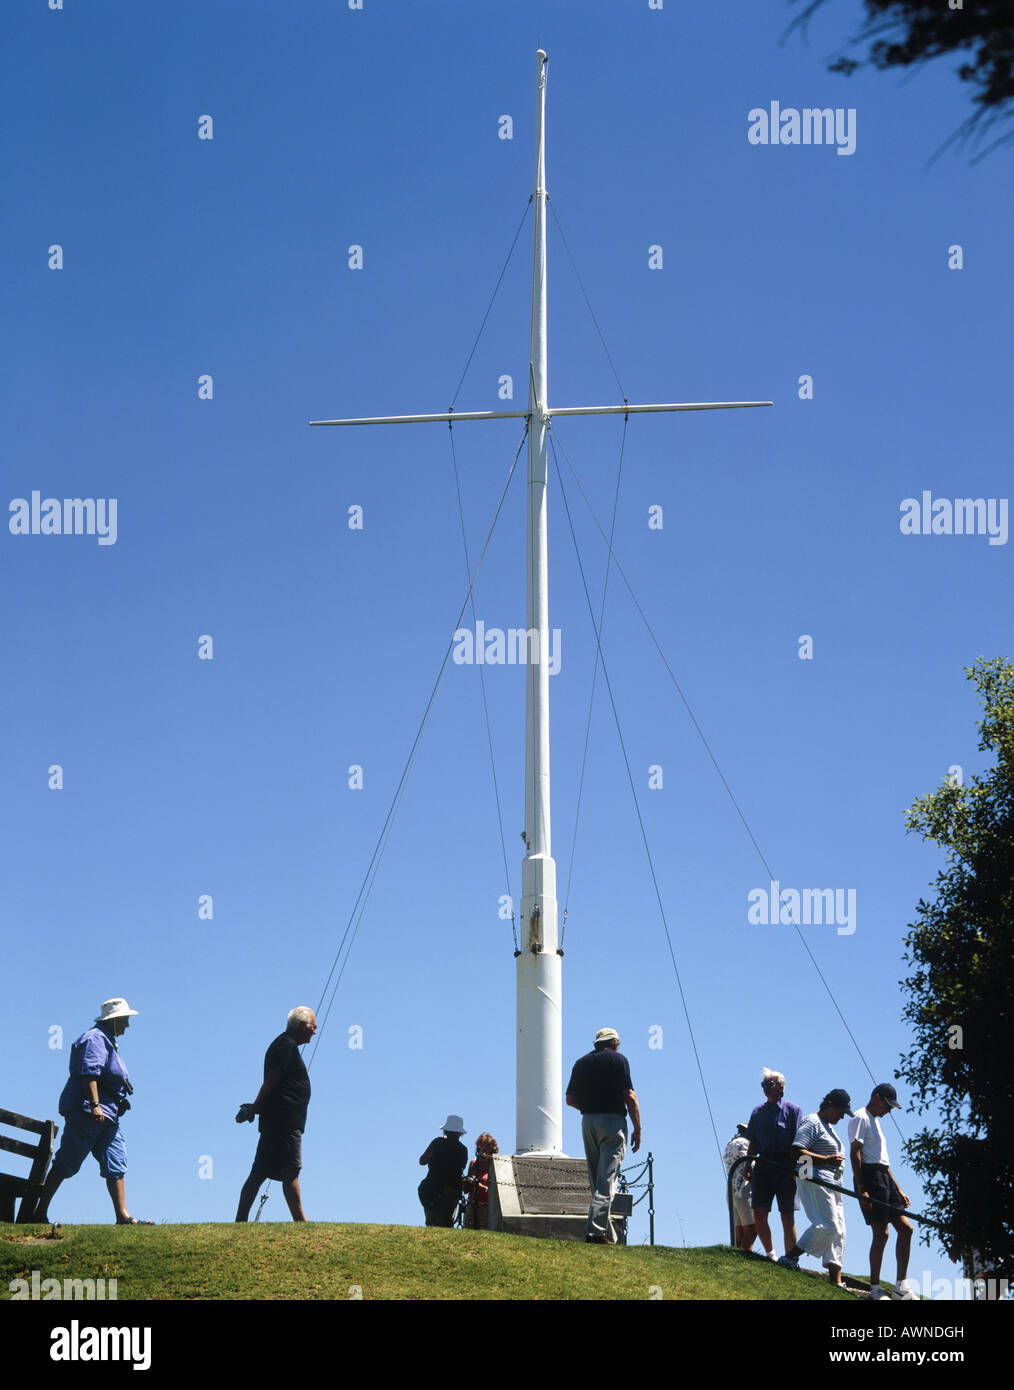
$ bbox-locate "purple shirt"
[58,1024,131,1121]
[746,1098,802,1155]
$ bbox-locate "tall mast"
[309,48,772,1171]
[516,48,562,1155]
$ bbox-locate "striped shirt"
[793,1111,844,1182]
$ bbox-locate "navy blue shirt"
[566,1048,634,1115]
[746,1098,802,1154]
[58,1024,131,1121]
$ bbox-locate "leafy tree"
[788,2,1014,155]
[899,656,1014,1277]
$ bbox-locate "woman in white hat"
[418,1115,468,1227]
[33,998,152,1226]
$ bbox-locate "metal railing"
[619,1150,655,1246]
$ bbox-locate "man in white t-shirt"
[849,1082,914,1300]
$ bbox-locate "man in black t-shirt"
[235,1007,317,1222]
[566,1028,642,1243]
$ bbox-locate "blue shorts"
[52,1112,127,1180]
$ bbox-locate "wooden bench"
[0,1107,57,1224]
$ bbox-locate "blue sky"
[3,1,1009,1298]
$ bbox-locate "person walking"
[778,1088,852,1286]
[849,1083,915,1300]
[33,998,151,1226]
[565,1027,642,1245]
[235,1006,316,1222]
[743,1067,802,1259]
[418,1116,469,1227]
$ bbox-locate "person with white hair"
[743,1067,802,1260]
[235,1006,317,1222]
[32,998,150,1225]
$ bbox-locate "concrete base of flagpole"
[487,1153,624,1243]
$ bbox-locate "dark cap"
[873,1082,902,1109]
[821,1088,854,1116]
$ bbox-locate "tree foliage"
[789,2,1014,155]
[899,657,1014,1273]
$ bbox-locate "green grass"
[1,1223,858,1300]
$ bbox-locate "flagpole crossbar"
[309,410,529,427]
[308,401,773,428]
[550,401,772,417]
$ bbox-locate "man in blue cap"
[849,1082,914,1300]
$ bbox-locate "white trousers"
[795,1175,845,1267]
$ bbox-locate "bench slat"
[0,1133,41,1161]
[0,1108,48,1137]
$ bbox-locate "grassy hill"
[1,1222,858,1300]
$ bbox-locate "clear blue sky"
[4,1,1008,1299]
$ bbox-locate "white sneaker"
[890,1282,916,1301]
[765,1251,777,1261]
[865,1286,889,1300]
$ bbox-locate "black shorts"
[250,1127,303,1182]
[750,1156,797,1214]
[860,1164,907,1227]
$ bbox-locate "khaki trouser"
[581,1112,627,1240]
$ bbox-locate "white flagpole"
[309,50,773,1171]
[516,48,563,1156]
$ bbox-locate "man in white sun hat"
[33,998,152,1226]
